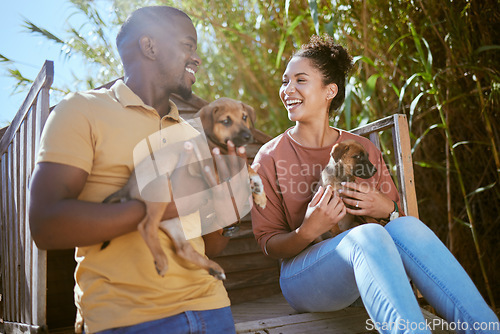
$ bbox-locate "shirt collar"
[110,79,181,122]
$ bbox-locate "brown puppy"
[100,98,266,279]
[196,97,255,152]
[102,165,226,280]
[196,97,266,209]
[319,139,377,233]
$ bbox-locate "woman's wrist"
[295,225,317,244]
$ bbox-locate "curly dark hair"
[293,34,353,114]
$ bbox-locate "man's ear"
[326,83,338,100]
[139,36,156,60]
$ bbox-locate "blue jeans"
[280,217,500,334]
[93,307,236,334]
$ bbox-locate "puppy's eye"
[242,115,248,121]
[353,155,361,159]
[220,117,232,126]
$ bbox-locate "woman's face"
[280,56,337,123]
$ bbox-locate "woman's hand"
[296,185,346,242]
[338,182,394,219]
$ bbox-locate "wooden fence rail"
[0,60,54,334]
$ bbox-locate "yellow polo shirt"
[37,80,230,333]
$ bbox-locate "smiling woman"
[250,34,500,334]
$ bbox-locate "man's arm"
[202,231,230,258]
[29,162,146,250]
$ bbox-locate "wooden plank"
[3,321,47,334]
[232,294,293,323]
[13,132,21,323]
[350,114,395,137]
[18,120,27,324]
[0,61,53,157]
[215,252,278,273]
[233,294,454,334]
[228,283,282,305]
[33,90,48,327]
[24,113,33,326]
[235,308,372,334]
[217,236,261,257]
[7,145,15,321]
[368,132,381,150]
[224,267,280,290]
[393,114,418,218]
[0,153,10,322]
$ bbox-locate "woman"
[251,35,499,334]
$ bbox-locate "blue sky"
[0,0,114,127]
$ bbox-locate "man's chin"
[178,87,193,100]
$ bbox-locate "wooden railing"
[0,60,54,334]
[351,114,418,218]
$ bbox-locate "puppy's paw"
[208,262,226,280]
[249,171,267,208]
[252,192,267,209]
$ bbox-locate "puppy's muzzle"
[230,129,253,147]
[353,159,377,179]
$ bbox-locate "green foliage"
[2,0,499,307]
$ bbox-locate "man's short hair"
[116,6,190,52]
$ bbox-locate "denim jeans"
[93,306,236,334]
[280,217,500,334]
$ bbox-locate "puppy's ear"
[242,102,256,125]
[198,104,216,135]
[332,142,349,162]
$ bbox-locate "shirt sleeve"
[37,92,95,174]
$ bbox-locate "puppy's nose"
[242,132,252,141]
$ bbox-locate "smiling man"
[29,6,236,334]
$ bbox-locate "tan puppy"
[196,97,255,152]
[100,98,266,279]
[196,97,266,209]
[102,166,226,280]
[319,139,377,233]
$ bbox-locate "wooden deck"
[231,294,454,334]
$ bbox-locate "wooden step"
[232,294,455,334]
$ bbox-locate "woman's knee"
[345,223,394,250]
[385,216,431,239]
[349,223,391,240]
